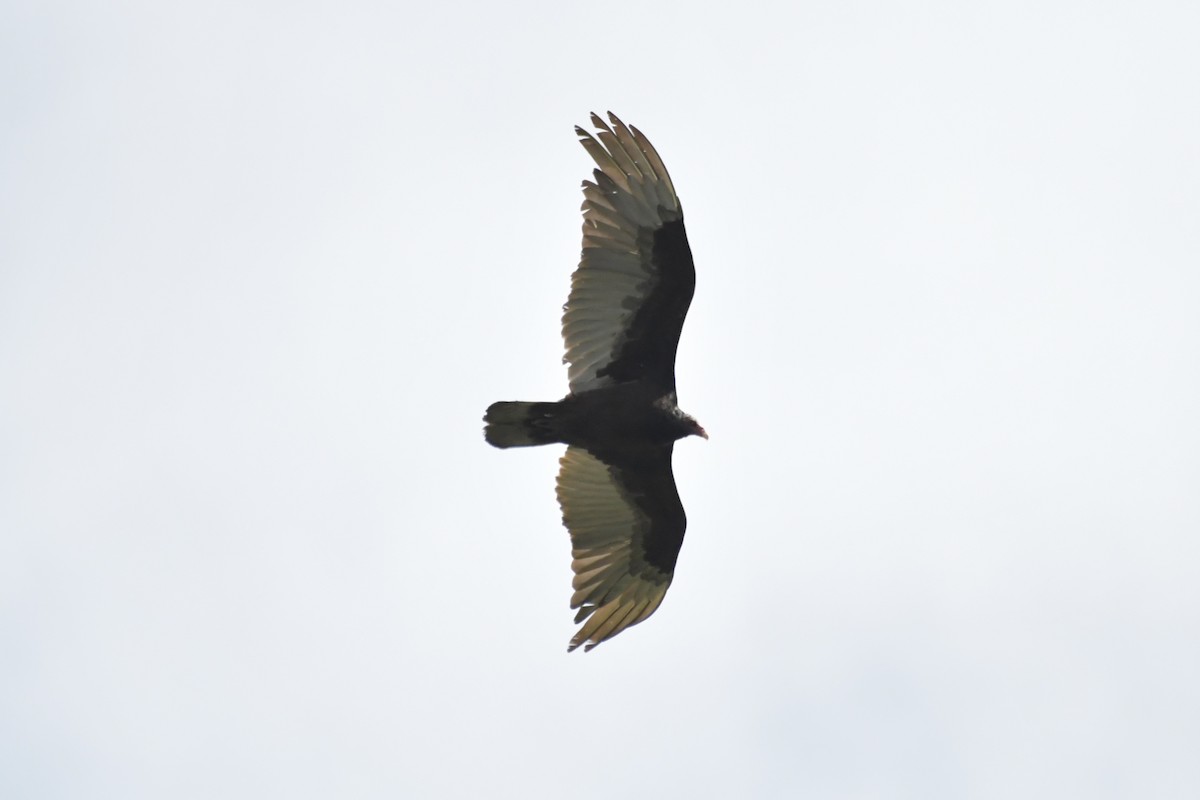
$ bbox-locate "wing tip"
[567,636,599,653]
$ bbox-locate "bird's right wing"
[562,113,696,394]
[555,445,686,652]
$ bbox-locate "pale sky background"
[3,1,1199,797]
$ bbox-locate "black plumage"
[483,113,705,652]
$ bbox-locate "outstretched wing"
[562,112,696,394]
[555,445,686,652]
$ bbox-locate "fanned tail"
[483,401,562,448]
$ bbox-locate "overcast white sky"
[3,1,1199,797]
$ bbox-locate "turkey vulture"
[483,113,705,652]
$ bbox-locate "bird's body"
[485,384,695,453]
[484,113,704,652]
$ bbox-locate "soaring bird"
[483,113,705,652]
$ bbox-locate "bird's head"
[658,394,707,441]
[685,415,708,441]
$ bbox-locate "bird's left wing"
[555,445,686,652]
[562,113,696,394]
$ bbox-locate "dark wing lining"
[556,445,687,652]
[562,113,696,394]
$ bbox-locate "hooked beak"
[697,426,709,440]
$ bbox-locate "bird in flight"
[484,112,705,652]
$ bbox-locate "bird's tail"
[483,401,563,448]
